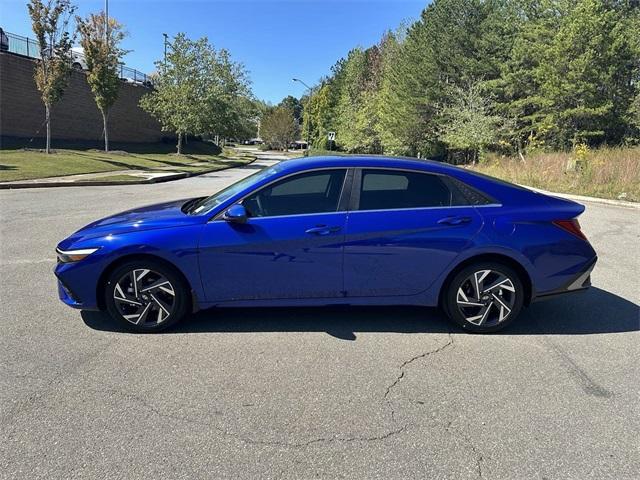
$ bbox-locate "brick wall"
[0,52,164,144]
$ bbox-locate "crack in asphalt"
[381,333,485,479]
[6,331,459,452]
[104,387,407,448]
[96,333,456,450]
[383,333,455,424]
[444,421,484,478]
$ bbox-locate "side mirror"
[223,204,248,224]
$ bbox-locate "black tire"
[443,261,524,333]
[104,259,190,333]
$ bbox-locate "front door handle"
[305,225,342,235]
[437,216,472,226]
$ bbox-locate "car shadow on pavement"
[82,287,638,339]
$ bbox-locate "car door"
[343,168,483,297]
[198,168,351,302]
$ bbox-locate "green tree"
[279,95,303,122]
[301,62,348,150]
[225,97,261,142]
[200,47,253,141]
[491,1,558,154]
[261,106,298,150]
[439,82,503,163]
[140,34,252,153]
[28,0,76,154]
[334,48,367,151]
[301,57,350,149]
[140,34,204,153]
[328,41,387,153]
[378,0,517,156]
[537,0,639,148]
[76,12,127,152]
[307,0,640,157]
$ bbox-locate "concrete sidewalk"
[1,169,180,184]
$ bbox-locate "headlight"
[56,247,100,263]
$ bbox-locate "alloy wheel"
[112,268,176,326]
[456,269,516,327]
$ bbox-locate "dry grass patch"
[472,147,640,202]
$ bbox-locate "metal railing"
[3,30,152,87]
[5,31,41,58]
[118,64,152,87]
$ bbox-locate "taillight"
[553,219,588,241]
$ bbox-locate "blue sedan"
[55,156,597,333]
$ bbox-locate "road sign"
[327,131,336,141]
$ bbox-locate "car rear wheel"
[104,260,189,332]
[443,262,524,333]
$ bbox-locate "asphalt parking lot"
[1,154,639,479]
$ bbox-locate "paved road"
[1,153,639,479]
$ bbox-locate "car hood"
[61,198,206,245]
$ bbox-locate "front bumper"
[54,256,104,310]
[57,276,84,309]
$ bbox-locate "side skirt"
[200,295,435,309]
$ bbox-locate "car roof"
[277,155,462,175]
[275,155,553,207]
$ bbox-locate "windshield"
[187,166,279,214]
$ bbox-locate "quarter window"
[358,169,453,210]
[447,177,495,205]
[243,169,346,217]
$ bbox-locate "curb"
[0,158,256,190]
[522,185,640,210]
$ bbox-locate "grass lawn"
[0,141,255,182]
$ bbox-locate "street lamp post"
[104,0,109,51]
[292,78,312,157]
[163,33,169,72]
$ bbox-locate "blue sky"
[1,0,426,103]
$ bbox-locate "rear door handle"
[305,225,342,235]
[437,216,472,226]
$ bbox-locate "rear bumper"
[533,257,596,302]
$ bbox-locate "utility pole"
[292,78,312,157]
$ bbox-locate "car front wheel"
[443,262,524,333]
[104,259,189,332]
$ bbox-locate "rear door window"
[357,169,452,210]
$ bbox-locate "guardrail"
[3,30,153,87]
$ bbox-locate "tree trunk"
[45,104,51,154]
[177,132,183,154]
[102,110,109,153]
